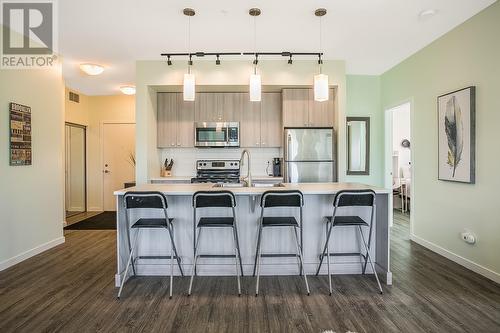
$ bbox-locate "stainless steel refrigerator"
[284,128,336,183]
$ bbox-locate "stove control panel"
[196,160,240,170]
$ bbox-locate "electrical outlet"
[460,230,477,245]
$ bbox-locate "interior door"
[103,123,135,211]
[65,124,86,217]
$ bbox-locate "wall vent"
[69,91,80,103]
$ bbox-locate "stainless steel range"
[190,159,240,184]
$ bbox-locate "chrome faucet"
[240,149,252,187]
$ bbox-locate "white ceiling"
[60,0,496,95]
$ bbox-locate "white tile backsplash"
[159,148,282,177]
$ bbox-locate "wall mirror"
[346,117,370,175]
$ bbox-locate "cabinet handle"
[262,142,266,146]
[171,143,175,146]
[256,142,259,146]
[177,143,181,146]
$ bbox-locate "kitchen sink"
[251,183,285,188]
[212,183,285,188]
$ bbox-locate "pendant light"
[183,8,195,101]
[249,8,261,102]
[314,8,329,102]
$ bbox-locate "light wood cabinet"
[261,92,282,147]
[240,93,261,147]
[282,89,310,127]
[158,91,284,148]
[195,92,221,122]
[157,93,194,148]
[282,88,335,128]
[308,89,334,127]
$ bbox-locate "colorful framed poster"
[9,102,32,166]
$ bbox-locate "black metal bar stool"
[315,189,383,295]
[253,190,310,296]
[188,191,243,296]
[117,191,184,299]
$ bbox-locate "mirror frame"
[346,116,370,175]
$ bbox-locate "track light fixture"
[167,55,172,66]
[288,55,293,64]
[216,54,220,65]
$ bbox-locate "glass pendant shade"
[314,73,329,102]
[183,73,195,101]
[249,73,261,102]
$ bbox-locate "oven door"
[195,122,239,147]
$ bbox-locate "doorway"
[385,102,413,236]
[65,123,87,218]
[102,123,135,211]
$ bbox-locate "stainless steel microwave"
[194,122,240,147]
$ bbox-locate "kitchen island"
[113,183,392,287]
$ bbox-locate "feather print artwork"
[444,96,464,177]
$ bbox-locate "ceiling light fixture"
[120,85,136,95]
[183,8,196,101]
[314,8,329,102]
[216,54,221,65]
[249,8,262,102]
[79,63,104,76]
[419,9,437,20]
[288,54,293,64]
[167,55,172,66]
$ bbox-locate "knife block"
[161,169,172,177]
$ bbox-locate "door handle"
[104,170,110,174]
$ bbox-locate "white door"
[102,123,135,211]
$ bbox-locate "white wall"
[136,60,347,184]
[65,91,135,211]
[0,64,65,270]
[391,103,411,178]
[159,147,280,177]
[381,2,500,282]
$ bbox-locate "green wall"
[345,75,384,187]
[381,1,500,280]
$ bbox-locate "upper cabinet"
[157,93,194,148]
[282,88,335,128]
[260,92,282,147]
[240,92,282,148]
[194,92,241,122]
[282,89,310,127]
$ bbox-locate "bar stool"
[315,189,383,295]
[117,191,184,299]
[188,191,243,296]
[253,190,310,296]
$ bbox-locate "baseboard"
[0,236,65,272]
[88,207,103,212]
[410,233,500,284]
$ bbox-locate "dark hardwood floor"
[1,211,499,332]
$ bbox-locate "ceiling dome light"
[419,9,437,20]
[120,85,136,95]
[79,63,104,76]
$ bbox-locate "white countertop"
[114,182,390,196]
[149,175,284,182]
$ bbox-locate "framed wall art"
[437,86,475,183]
[9,102,32,166]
